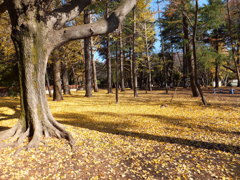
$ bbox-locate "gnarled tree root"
[0,118,74,155]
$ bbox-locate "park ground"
[0,88,240,179]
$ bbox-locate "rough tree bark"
[0,0,137,150]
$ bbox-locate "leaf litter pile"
[0,88,240,179]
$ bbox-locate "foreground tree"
[0,0,137,149]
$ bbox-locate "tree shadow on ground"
[56,112,240,155]
[0,126,9,131]
[0,99,19,133]
[0,102,20,121]
[129,113,240,136]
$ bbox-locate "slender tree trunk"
[119,25,125,91]
[115,40,119,104]
[62,62,71,95]
[182,11,188,88]
[53,54,63,101]
[132,8,138,97]
[129,46,133,89]
[144,22,152,91]
[162,37,168,94]
[45,70,52,97]
[90,37,99,92]
[106,4,112,94]
[182,11,199,97]
[84,10,92,97]
[192,0,207,105]
[215,60,219,88]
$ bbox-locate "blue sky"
[150,0,209,53]
[95,0,210,61]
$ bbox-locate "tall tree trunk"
[144,22,152,91]
[215,59,219,88]
[106,4,112,94]
[182,11,188,88]
[119,25,125,91]
[115,40,119,104]
[53,54,63,101]
[182,9,199,97]
[62,62,71,95]
[132,8,138,97]
[45,69,52,97]
[84,10,92,97]
[192,0,207,106]
[129,46,133,89]
[227,0,240,87]
[3,20,73,149]
[90,37,99,92]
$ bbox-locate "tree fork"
[1,0,137,150]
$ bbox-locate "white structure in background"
[228,79,238,87]
[212,81,222,87]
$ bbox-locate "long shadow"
[129,113,240,136]
[56,112,240,154]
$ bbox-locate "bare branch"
[50,0,137,48]
[47,0,95,29]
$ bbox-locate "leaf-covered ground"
[0,88,240,179]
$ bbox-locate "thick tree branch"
[0,1,7,16]
[47,0,95,29]
[223,65,237,73]
[51,0,137,48]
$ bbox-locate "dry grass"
[0,88,240,179]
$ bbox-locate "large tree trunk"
[62,62,71,95]
[84,10,92,97]
[1,0,136,151]
[53,54,63,101]
[0,20,73,149]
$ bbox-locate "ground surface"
[0,88,240,179]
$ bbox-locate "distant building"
[228,79,238,87]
